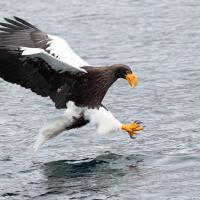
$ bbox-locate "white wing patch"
[21,47,87,74]
[46,34,89,68]
[21,47,43,55]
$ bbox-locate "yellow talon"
[121,122,144,138]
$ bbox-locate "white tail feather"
[33,101,84,152]
[33,116,68,152]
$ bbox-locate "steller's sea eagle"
[0,17,143,151]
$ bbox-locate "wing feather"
[0,17,90,108]
[4,18,29,28]
[21,47,87,73]
[0,46,83,108]
[13,16,39,29]
[0,17,89,68]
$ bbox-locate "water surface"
[0,0,200,199]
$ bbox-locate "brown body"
[49,64,133,109]
[71,66,119,108]
[0,17,143,137]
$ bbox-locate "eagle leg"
[121,121,144,139]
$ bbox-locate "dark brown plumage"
[0,16,49,50]
[0,17,134,110]
[0,17,143,147]
[0,45,131,109]
[70,65,132,108]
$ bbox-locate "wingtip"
[4,17,10,22]
[13,16,20,20]
[13,16,38,29]
[13,16,24,22]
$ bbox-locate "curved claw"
[134,120,143,124]
[130,134,137,139]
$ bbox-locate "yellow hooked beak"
[125,72,138,87]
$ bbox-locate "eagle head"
[112,64,138,87]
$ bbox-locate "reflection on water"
[41,152,144,198]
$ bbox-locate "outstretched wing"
[0,46,84,109]
[0,17,91,109]
[0,16,89,68]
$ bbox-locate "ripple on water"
[1,0,200,199]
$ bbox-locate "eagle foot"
[121,121,144,139]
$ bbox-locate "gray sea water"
[1,0,200,199]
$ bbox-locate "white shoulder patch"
[20,47,87,74]
[46,34,89,68]
[21,47,43,56]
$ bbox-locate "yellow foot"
[121,120,144,139]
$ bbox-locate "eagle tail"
[33,101,87,152]
[33,115,69,152]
